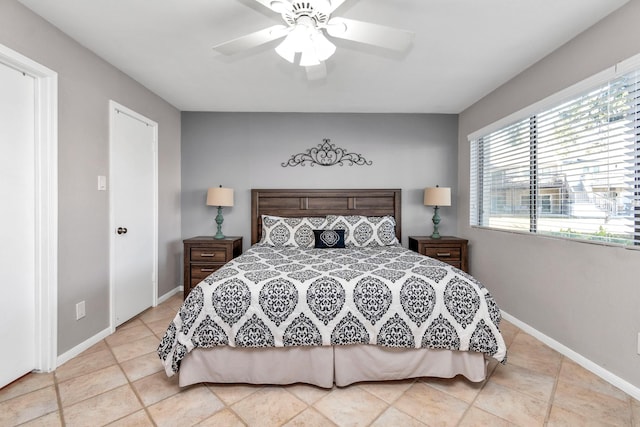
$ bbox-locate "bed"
[158,189,506,388]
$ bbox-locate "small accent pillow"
[260,215,328,248]
[313,229,346,249]
[325,215,399,247]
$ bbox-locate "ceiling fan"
[212,0,414,79]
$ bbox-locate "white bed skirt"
[179,345,487,388]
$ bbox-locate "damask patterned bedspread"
[158,245,507,376]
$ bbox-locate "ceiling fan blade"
[326,18,414,51]
[213,25,289,56]
[252,0,292,13]
[306,62,327,80]
[327,0,347,13]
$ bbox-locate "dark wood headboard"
[251,189,401,244]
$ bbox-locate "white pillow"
[260,215,328,248]
[325,215,399,247]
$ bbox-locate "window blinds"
[470,67,640,247]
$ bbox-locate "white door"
[0,62,36,387]
[110,102,157,327]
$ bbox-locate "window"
[470,59,640,247]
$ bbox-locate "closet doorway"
[109,101,158,327]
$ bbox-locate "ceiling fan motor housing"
[282,1,330,26]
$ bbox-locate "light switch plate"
[98,175,107,191]
[76,301,85,320]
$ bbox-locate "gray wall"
[458,0,640,388]
[181,113,458,250]
[0,1,182,354]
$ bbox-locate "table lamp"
[424,186,451,239]
[206,186,234,239]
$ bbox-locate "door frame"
[0,44,58,372]
[108,100,158,331]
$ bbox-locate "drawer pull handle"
[200,268,216,272]
[436,252,451,257]
[200,253,217,257]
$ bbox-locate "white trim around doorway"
[0,43,59,372]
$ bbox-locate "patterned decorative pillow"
[325,215,399,247]
[260,215,328,248]
[313,229,346,249]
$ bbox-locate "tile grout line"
[487,329,561,425]
[362,378,424,427]
[542,354,564,425]
[202,383,250,426]
[133,314,175,426]
[453,328,522,426]
[95,319,171,426]
[279,384,326,426]
[110,306,218,425]
[139,309,249,426]
[348,383,393,427]
[106,333,158,426]
[0,373,59,426]
[224,384,270,427]
[52,371,67,427]
[266,397,306,426]
[453,364,501,427]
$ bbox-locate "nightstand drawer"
[423,247,461,261]
[409,236,469,273]
[184,236,243,299]
[190,264,222,283]
[190,248,227,262]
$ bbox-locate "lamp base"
[214,206,225,239]
[430,205,442,239]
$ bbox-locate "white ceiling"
[18,0,629,113]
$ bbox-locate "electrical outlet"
[76,301,86,320]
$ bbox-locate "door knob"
[117,227,128,235]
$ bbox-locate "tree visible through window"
[470,67,640,246]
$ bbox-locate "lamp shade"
[206,187,234,207]
[424,187,451,207]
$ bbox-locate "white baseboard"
[157,285,182,305]
[56,286,183,369]
[502,311,640,401]
[56,327,111,368]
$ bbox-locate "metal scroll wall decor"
[282,139,372,167]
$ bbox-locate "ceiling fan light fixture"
[275,24,310,62]
[311,30,336,61]
[275,23,335,66]
[275,37,296,63]
[299,50,321,67]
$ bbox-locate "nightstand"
[408,236,469,273]
[183,236,242,299]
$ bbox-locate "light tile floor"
[1,293,639,426]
